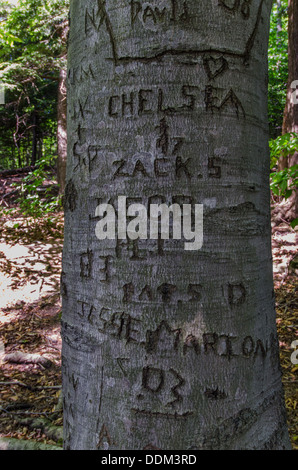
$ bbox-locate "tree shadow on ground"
[0,203,64,448]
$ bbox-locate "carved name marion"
[76,302,270,360]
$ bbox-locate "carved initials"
[141,366,186,407]
[142,366,164,393]
[99,255,113,283]
[80,250,93,279]
[205,86,245,118]
[97,424,115,449]
[203,55,229,80]
[219,0,251,19]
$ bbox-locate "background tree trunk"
[281,0,298,217]
[62,0,291,450]
[282,0,298,138]
[276,0,283,43]
[31,109,38,166]
[57,68,67,194]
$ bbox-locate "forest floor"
[0,174,297,450]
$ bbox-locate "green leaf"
[284,189,292,199]
[290,218,298,229]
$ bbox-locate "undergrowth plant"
[12,157,62,219]
[270,132,298,229]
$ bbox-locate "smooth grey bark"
[62,0,291,450]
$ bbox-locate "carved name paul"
[130,0,190,27]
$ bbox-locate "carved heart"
[203,55,229,80]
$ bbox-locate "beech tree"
[62,0,291,450]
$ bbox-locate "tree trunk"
[276,0,283,43]
[31,109,38,166]
[281,0,298,217]
[57,68,68,194]
[282,0,298,138]
[62,0,291,450]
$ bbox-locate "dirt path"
[0,178,64,446]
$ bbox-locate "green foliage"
[268,0,288,138]
[269,133,298,169]
[270,132,298,229]
[12,157,62,218]
[0,0,69,170]
[0,0,69,93]
[270,165,298,199]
